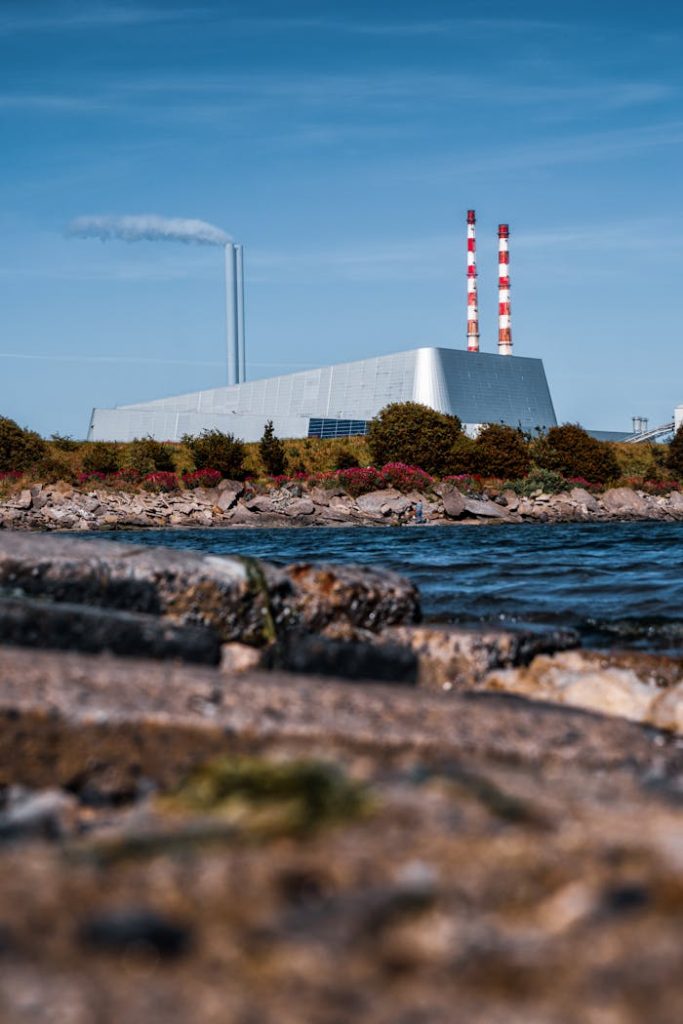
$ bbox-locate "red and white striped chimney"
[466,209,480,352]
[497,223,512,355]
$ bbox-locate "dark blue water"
[89,523,683,653]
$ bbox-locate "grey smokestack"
[235,244,246,383]
[225,244,239,386]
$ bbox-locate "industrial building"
[88,211,559,442]
[88,346,557,442]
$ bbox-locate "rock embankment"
[3,478,683,530]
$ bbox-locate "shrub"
[506,469,567,496]
[258,421,287,477]
[667,425,683,478]
[49,433,81,452]
[471,424,531,479]
[0,416,47,473]
[534,424,619,483]
[124,436,176,475]
[182,429,245,480]
[142,471,179,492]
[444,433,477,476]
[333,448,360,470]
[380,463,434,492]
[81,442,120,475]
[367,402,463,476]
[183,468,222,489]
[336,466,384,497]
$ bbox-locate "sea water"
[89,522,683,653]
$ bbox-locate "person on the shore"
[414,501,424,524]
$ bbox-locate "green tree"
[0,416,47,472]
[333,447,360,470]
[667,425,683,477]
[367,402,463,476]
[472,424,531,479]
[81,443,120,475]
[534,424,619,483]
[124,436,176,475]
[258,420,287,476]
[182,429,246,479]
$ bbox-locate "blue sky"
[1,0,682,437]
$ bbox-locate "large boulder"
[382,624,579,690]
[601,487,650,516]
[482,649,683,731]
[440,485,466,519]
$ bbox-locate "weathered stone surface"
[266,633,418,684]
[601,487,650,516]
[440,485,466,519]
[483,649,683,731]
[284,563,420,633]
[282,497,315,517]
[0,534,419,649]
[0,594,222,664]
[0,645,680,1023]
[383,624,579,691]
[355,489,399,516]
[463,497,509,519]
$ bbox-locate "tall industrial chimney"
[225,244,239,385]
[466,210,480,352]
[497,223,512,356]
[235,244,246,383]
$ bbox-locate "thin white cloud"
[0,3,203,36]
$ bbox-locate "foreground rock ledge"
[0,646,681,1024]
[0,532,419,649]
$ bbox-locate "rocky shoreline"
[0,533,681,1022]
[2,477,683,530]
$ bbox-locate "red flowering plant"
[0,470,23,482]
[640,478,679,495]
[183,468,222,489]
[566,476,603,494]
[77,471,108,487]
[379,463,434,492]
[142,471,179,493]
[335,466,384,497]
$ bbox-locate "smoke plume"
[68,214,231,246]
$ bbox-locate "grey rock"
[216,488,239,512]
[79,909,192,958]
[245,495,277,514]
[284,562,420,634]
[0,788,77,841]
[0,534,419,646]
[462,498,509,519]
[441,486,466,519]
[383,623,580,691]
[266,633,418,684]
[498,489,520,511]
[569,487,601,513]
[0,594,222,664]
[217,479,245,498]
[308,487,331,507]
[601,487,649,516]
[282,498,315,517]
[356,489,401,516]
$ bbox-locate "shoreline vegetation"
[2,403,683,529]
